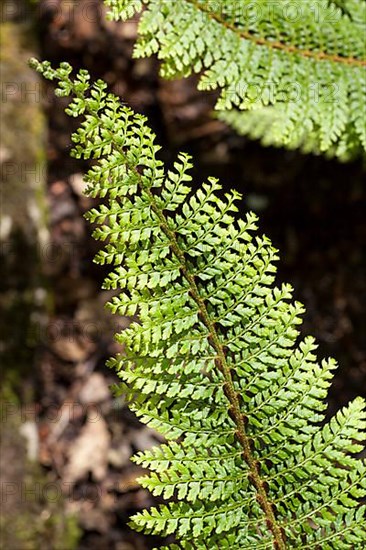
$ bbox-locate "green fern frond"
[332,0,366,22]
[31,59,366,549]
[104,0,366,158]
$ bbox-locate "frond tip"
[32,58,366,549]
[105,0,366,159]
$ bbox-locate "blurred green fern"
[32,59,366,549]
[104,0,366,159]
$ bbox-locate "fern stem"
[141,189,287,549]
[188,0,366,67]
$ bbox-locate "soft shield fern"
[31,59,366,549]
[104,0,366,159]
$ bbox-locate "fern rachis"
[31,59,366,549]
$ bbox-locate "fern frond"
[104,0,366,158]
[332,0,366,22]
[31,59,366,549]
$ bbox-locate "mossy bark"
[0,3,79,548]
[0,3,48,384]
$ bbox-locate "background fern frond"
[332,0,366,22]
[32,59,366,549]
[104,0,366,159]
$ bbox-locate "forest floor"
[1,1,365,549]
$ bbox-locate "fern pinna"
[32,59,366,549]
[104,0,366,159]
